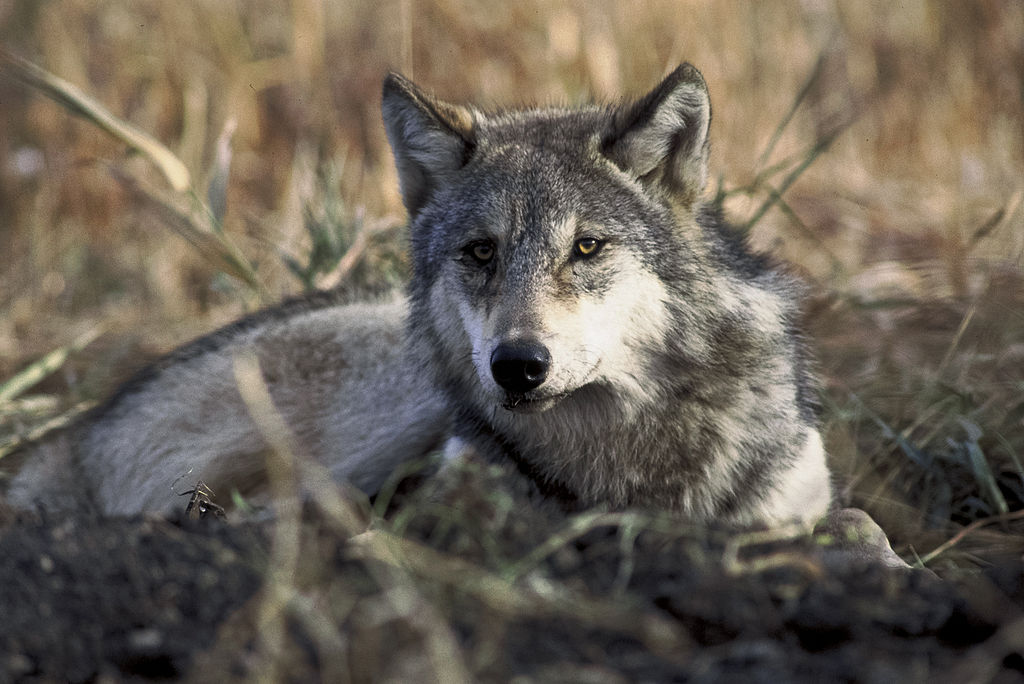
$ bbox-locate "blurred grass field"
[1,0,1022,567]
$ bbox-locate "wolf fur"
[4,64,832,527]
[5,292,447,515]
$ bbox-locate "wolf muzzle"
[490,339,550,394]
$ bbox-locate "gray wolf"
[4,64,833,528]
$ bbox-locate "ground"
[2,462,1023,683]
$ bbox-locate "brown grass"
[1,1,1023,564]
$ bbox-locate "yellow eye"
[574,237,602,258]
[469,242,495,263]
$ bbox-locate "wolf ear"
[381,72,476,218]
[603,64,711,206]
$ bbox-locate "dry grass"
[1,1,1022,566]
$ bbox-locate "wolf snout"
[490,340,550,393]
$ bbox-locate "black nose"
[490,340,550,394]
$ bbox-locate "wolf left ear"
[603,64,711,207]
[382,72,476,218]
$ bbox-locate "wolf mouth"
[501,395,554,413]
[500,388,576,413]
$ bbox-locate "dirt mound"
[3,463,1022,683]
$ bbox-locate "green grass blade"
[0,401,96,460]
[744,117,853,231]
[0,327,102,404]
[958,419,1009,515]
[206,118,237,229]
[110,167,267,299]
[754,51,826,172]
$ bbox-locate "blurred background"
[1,0,1022,563]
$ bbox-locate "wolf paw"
[814,507,933,574]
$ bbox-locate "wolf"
[4,64,833,529]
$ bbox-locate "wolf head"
[382,66,723,415]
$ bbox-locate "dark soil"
[0,512,266,682]
[2,462,1023,683]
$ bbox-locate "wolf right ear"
[603,64,711,207]
[382,73,476,218]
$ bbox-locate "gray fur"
[6,292,447,515]
[5,64,832,528]
[387,64,831,525]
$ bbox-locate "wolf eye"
[573,237,603,258]
[465,241,495,264]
